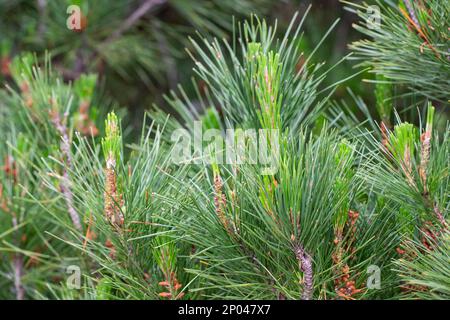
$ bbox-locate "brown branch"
[433,204,448,229]
[37,0,47,40]
[103,0,166,45]
[50,111,82,231]
[12,216,25,300]
[294,244,314,300]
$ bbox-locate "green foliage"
[102,112,122,165]
[0,5,448,301]
[181,10,349,133]
[375,74,393,125]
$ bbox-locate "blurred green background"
[0,0,375,127]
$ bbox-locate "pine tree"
[345,0,449,102]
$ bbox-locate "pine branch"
[12,216,24,300]
[104,0,166,45]
[345,0,450,101]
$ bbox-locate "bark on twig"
[104,0,166,45]
[294,244,314,300]
[12,217,25,300]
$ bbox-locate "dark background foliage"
[0,0,448,301]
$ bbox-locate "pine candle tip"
[102,112,122,164]
[425,104,435,131]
